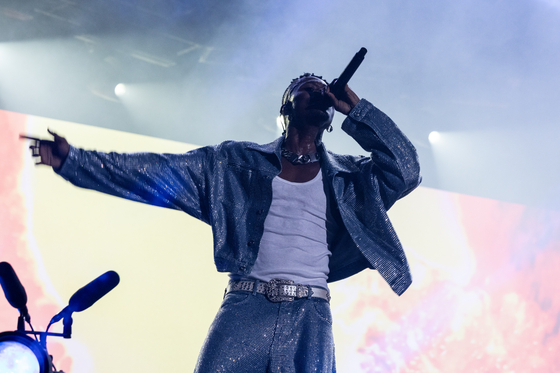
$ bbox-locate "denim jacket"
[57,99,421,295]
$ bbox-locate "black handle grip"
[330,47,367,96]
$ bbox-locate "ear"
[280,102,293,116]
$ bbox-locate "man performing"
[28,73,421,372]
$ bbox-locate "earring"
[327,125,333,133]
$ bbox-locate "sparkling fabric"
[194,292,335,373]
[56,99,421,295]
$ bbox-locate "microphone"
[0,262,29,320]
[68,270,120,313]
[329,47,368,96]
[51,270,120,324]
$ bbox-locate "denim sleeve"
[341,99,421,209]
[55,145,214,223]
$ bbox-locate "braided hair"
[281,73,329,106]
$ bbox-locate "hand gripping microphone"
[329,47,368,97]
[51,270,120,324]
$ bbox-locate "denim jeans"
[194,291,335,372]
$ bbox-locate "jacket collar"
[247,137,360,175]
[246,136,283,157]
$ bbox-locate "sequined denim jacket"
[57,99,421,295]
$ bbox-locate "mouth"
[307,99,332,111]
[307,91,332,111]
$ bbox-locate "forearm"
[341,99,421,198]
[56,146,206,216]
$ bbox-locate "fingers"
[27,139,57,167]
[19,134,42,141]
[48,128,65,144]
[28,141,46,165]
[20,135,43,158]
[48,129,70,159]
[21,129,60,142]
[21,130,67,168]
[343,85,360,107]
[48,129,63,143]
[38,141,61,168]
[29,143,41,157]
[23,136,42,158]
[325,89,351,115]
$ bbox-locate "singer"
[26,72,421,372]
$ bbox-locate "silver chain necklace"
[281,147,321,165]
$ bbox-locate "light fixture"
[114,83,126,97]
[1,261,120,373]
[0,331,51,373]
[428,131,441,144]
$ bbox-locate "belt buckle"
[267,279,297,302]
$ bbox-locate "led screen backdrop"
[1,108,559,372]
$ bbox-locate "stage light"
[0,332,51,373]
[428,131,441,144]
[114,83,126,97]
[1,262,120,373]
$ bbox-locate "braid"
[281,73,328,106]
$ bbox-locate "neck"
[283,125,324,155]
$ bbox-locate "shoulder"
[185,140,254,156]
[211,139,264,156]
[200,139,278,164]
[217,139,258,150]
[320,147,368,175]
[325,149,366,163]
[213,138,281,156]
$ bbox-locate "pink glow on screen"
[332,195,560,372]
[0,110,73,372]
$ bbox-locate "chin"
[306,109,330,122]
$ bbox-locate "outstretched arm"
[21,130,211,221]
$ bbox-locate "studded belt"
[226,279,330,303]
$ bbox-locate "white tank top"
[248,171,331,289]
